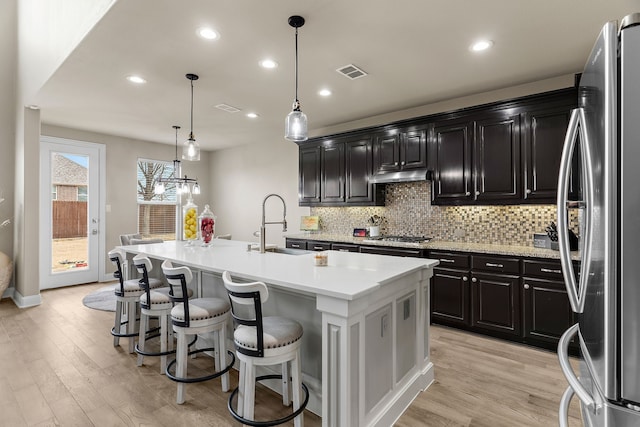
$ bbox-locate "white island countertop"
[121,239,439,301]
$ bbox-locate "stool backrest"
[133,254,156,310]
[161,260,192,327]
[222,271,269,357]
[108,248,128,296]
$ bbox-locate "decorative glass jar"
[182,197,198,243]
[199,204,216,246]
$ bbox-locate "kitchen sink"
[267,247,312,256]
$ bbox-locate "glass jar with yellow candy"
[182,197,198,244]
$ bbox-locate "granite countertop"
[285,233,581,261]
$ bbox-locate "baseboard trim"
[11,289,42,308]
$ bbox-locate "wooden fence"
[52,201,87,238]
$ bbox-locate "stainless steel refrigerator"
[556,12,640,427]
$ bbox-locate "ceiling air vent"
[215,103,241,113]
[336,64,368,80]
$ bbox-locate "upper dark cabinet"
[298,135,384,206]
[522,103,575,201]
[431,119,474,203]
[373,126,427,175]
[299,144,321,205]
[474,112,521,202]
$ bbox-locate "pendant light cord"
[190,79,194,139]
[294,26,299,103]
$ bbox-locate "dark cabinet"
[430,120,474,203]
[471,271,521,337]
[320,142,345,203]
[359,246,424,257]
[298,144,321,205]
[522,104,574,201]
[307,240,332,251]
[373,126,428,175]
[331,243,359,252]
[285,239,307,250]
[430,251,471,327]
[474,112,521,202]
[297,135,384,206]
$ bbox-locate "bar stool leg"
[292,349,303,427]
[113,300,123,347]
[218,327,230,392]
[160,313,168,374]
[282,361,291,406]
[244,360,256,421]
[176,331,187,404]
[136,312,148,366]
[127,300,137,353]
[237,360,246,417]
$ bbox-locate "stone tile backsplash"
[310,181,579,246]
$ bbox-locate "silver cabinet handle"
[291,244,301,248]
[558,324,599,413]
[338,249,349,252]
[471,277,477,283]
[394,162,398,166]
[526,188,532,194]
[540,268,562,274]
[313,246,324,250]
[439,258,455,263]
[401,161,405,166]
[462,276,468,281]
[524,284,530,289]
[485,262,503,268]
[475,191,480,196]
[557,107,593,313]
[465,192,471,196]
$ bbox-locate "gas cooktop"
[363,235,432,244]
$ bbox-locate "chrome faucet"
[260,193,287,253]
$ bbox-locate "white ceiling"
[34,0,637,151]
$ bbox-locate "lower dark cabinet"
[471,272,521,337]
[431,267,470,327]
[359,246,424,257]
[522,277,577,351]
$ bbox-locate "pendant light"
[183,73,201,161]
[155,125,200,195]
[284,15,308,142]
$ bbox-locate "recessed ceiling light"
[318,89,332,97]
[470,40,494,52]
[126,75,146,84]
[259,59,278,69]
[198,27,220,40]
[246,112,259,118]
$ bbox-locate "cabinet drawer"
[472,255,520,274]
[429,251,470,269]
[332,243,359,252]
[360,246,423,258]
[285,239,307,250]
[522,259,564,280]
[307,241,332,251]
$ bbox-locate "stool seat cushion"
[171,297,230,322]
[118,278,163,296]
[234,316,303,351]
[140,286,193,307]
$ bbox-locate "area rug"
[82,284,117,312]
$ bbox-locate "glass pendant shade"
[182,133,200,161]
[192,182,201,195]
[285,107,308,141]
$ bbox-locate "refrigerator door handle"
[558,323,600,413]
[557,107,594,313]
[558,386,575,427]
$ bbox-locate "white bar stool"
[108,248,163,353]
[161,260,235,404]
[222,271,309,427]
[133,254,194,374]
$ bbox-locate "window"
[137,159,177,240]
[77,186,87,202]
[52,185,57,201]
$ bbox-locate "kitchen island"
[119,239,438,427]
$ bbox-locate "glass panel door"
[40,137,103,289]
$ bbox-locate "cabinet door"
[431,120,473,204]
[373,131,400,174]
[474,113,521,202]
[471,272,521,336]
[321,142,345,203]
[345,137,374,203]
[522,106,572,201]
[431,267,470,327]
[522,277,576,348]
[400,127,427,170]
[285,239,307,250]
[299,144,321,205]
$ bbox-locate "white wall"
[208,139,310,246]
[42,124,211,281]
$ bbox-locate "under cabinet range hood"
[369,169,430,184]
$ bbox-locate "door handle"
[92,229,98,235]
[557,324,599,413]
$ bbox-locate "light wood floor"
[0,283,583,426]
